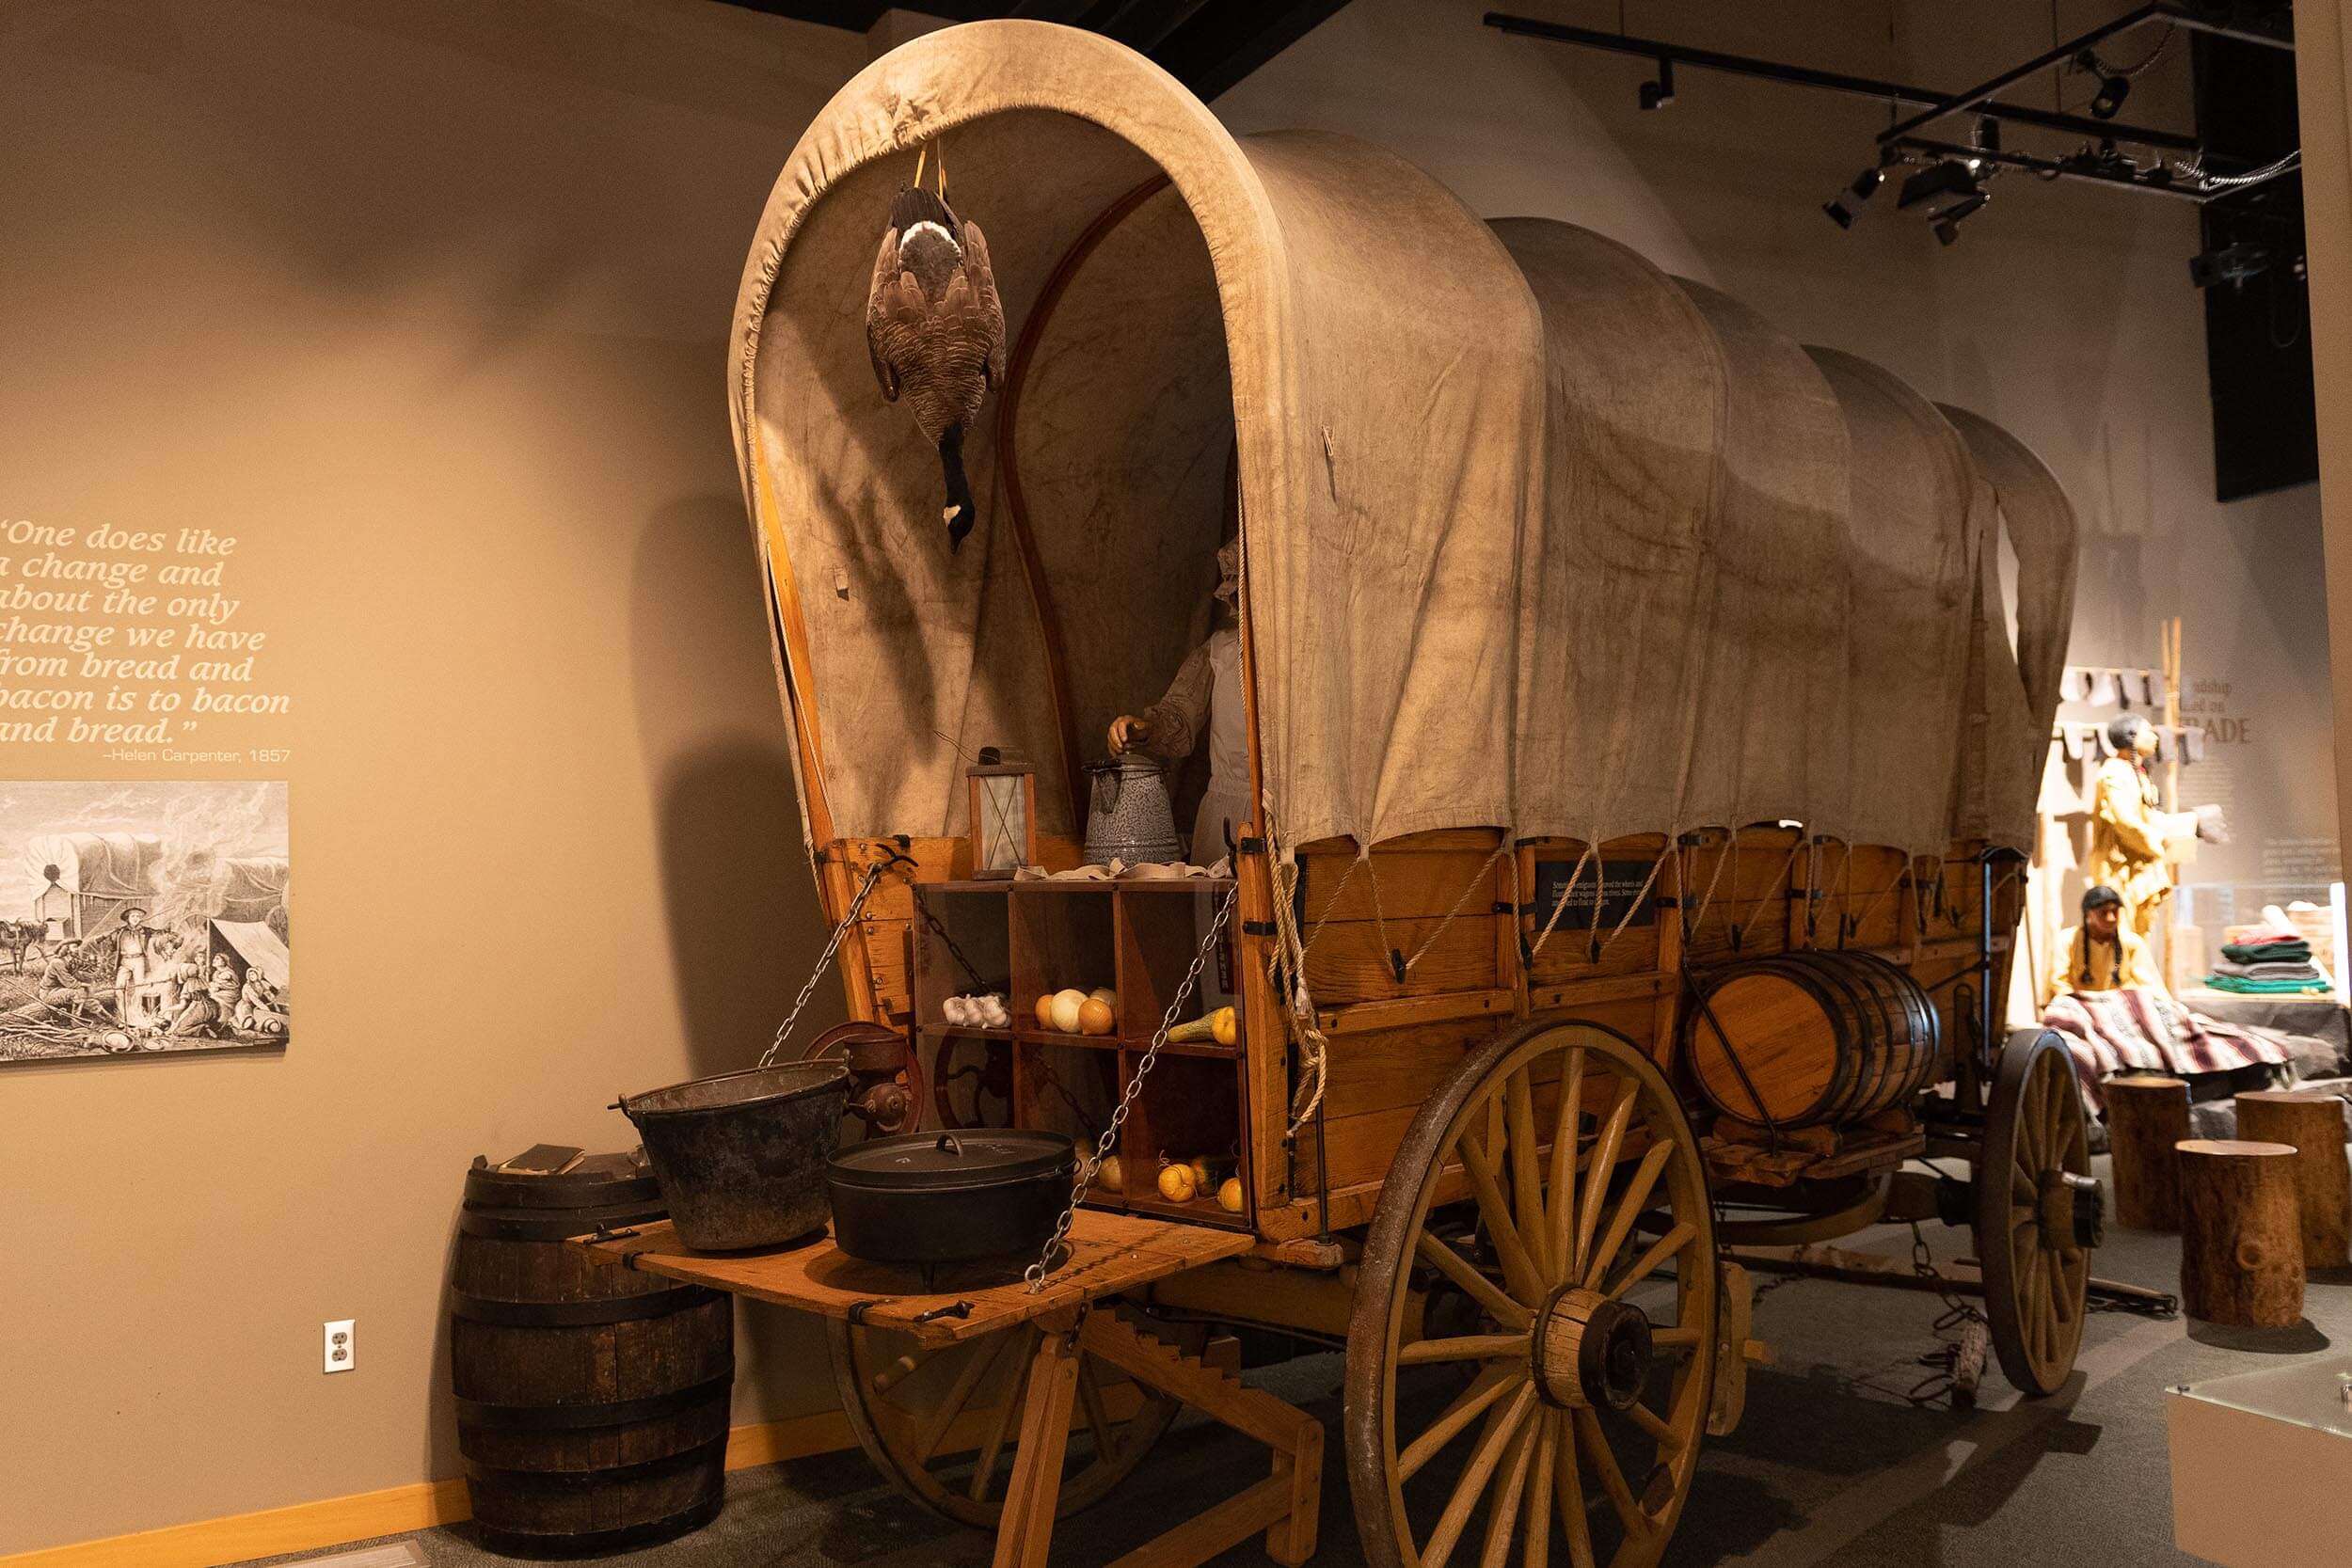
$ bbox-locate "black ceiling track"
[1486,2,2297,205]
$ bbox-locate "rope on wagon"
[1524,846,1595,960]
[1844,868,1905,949]
[1399,843,1509,977]
[1680,826,1739,946]
[1261,803,1336,1133]
[1594,846,1671,960]
[1730,835,1807,953]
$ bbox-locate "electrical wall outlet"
[323,1318,356,1374]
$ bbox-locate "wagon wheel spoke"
[1422,1383,1539,1568]
[1418,1231,1535,1329]
[1572,1406,1649,1542]
[1624,1400,1685,1455]
[1461,1126,1547,1304]
[913,1331,1013,1464]
[1521,1405,1556,1568]
[1547,1049,1588,1286]
[1400,1332,1533,1366]
[871,1345,936,1397]
[1476,1416,1540,1568]
[1572,1078,1640,1283]
[1553,1409,1596,1568]
[1506,1069,1552,1283]
[1582,1142,1675,1291]
[1604,1222,1695,1302]
[1399,1364,1525,1481]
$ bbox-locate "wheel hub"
[2032,1170,2107,1259]
[1531,1284,1651,1411]
[2036,1169,2105,1250]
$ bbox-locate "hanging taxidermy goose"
[866,146,1006,552]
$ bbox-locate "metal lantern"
[966,749,1036,879]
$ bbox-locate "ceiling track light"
[2073,47,2132,120]
[1821,163,1885,230]
[1640,55,1675,110]
[1931,191,1990,246]
[1898,158,1980,210]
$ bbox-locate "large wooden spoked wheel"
[828,1307,1198,1529]
[1974,1028,2096,1396]
[1349,1021,1719,1568]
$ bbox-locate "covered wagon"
[717,20,2083,1568]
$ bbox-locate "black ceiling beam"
[1092,0,1218,52]
[1146,0,1352,101]
[1483,11,2201,152]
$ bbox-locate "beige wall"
[0,0,867,1554]
[1,0,2329,1556]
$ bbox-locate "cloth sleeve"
[1135,641,1215,765]
[2123,931,2166,992]
[2047,926,2079,999]
[2095,760,2166,862]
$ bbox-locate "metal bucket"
[615,1064,849,1250]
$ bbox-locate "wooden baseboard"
[0,1409,859,1568]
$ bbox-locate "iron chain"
[1025,884,1240,1292]
[758,859,894,1069]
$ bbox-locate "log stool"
[2234,1090,2352,1269]
[2106,1075,2191,1230]
[2176,1139,2305,1327]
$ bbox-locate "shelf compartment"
[910,885,1015,1035]
[1010,886,1118,1023]
[1119,1051,1250,1231]
[1116,882,1243,1038]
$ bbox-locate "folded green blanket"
[2222,940,2312,964]
[2202,974,2332,994]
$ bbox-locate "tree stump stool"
[2106,1075,2190,1230]
[2234,1089,2352,1269]
[2176,1139,2305,1327]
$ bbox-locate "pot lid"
[828,1130,1075,1188]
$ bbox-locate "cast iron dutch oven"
[826,1130,1076,1268]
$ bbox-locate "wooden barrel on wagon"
[1683,951,1940,1127]
[451,1152,733,1557]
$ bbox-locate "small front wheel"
[1975,1028,2097,1396]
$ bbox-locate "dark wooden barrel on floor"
[1683,951,1940,1128]
[452,1151,733,1557]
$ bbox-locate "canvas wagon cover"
[25,833,163,901]
[730,22,2071,862]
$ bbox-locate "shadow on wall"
[629,494,837,1082]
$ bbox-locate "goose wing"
[960,218,1007,388]
[865,226,907,402]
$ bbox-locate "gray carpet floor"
[249,1157,2350,1568]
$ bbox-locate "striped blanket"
[2042,987,2291,1104]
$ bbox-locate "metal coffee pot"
[1084,752,1183,865]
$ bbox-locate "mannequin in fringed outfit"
[2085,713,2172,941]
